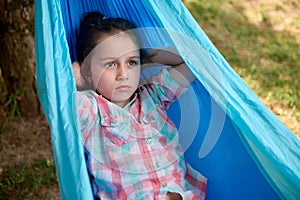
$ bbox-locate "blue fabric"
[35,0,300,199]
[34,0,93,199]
[143,1,300,199]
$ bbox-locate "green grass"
[184,0,300,122]
[0,158,57,199]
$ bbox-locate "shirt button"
[155,162,160,168]
[162,183,167,187]
[145,138,152,145]
[150,114,156,120]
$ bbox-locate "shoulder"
[137,69,186,110]
[139,68,174,92]
[75,90,102,132]
[148,68,173,85]
[76,90,100,112]
[146,68,187,96]
[77,90,98,98]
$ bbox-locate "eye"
[105,62,117,68]
[128,60,139,67]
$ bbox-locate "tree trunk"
[0,0,39,118]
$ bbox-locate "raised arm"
[142,46,195,87]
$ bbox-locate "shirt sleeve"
[76,91,99,135]
[147,68,188,110]
[185,163,207,200]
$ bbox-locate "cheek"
[131,67,141,84]
[90,67,105,90]
[96,72,115,95]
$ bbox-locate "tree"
[0,0,39,118]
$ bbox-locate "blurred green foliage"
[0,158,57,199]
[184,0,300,121]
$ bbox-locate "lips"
[115,85,131,91]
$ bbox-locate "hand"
[166,192,183,200]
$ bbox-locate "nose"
[117,63,129,80]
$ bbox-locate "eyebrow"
[100,56,140,61]
[128,56,140,59]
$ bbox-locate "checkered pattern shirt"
[77,69,207,200]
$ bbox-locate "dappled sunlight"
[238,0,300,42]
[184,0,300,137]
[262,97,300,139]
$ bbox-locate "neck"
[114,100,129,108]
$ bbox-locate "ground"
[0,115,60,199]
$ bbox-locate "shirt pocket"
[141,108,168,133]
[101,116,131,147]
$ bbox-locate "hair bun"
[81,12,106,25]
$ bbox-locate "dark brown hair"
[77,12,140,62]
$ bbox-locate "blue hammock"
[35,0,300,199]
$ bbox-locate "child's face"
[88,32,140,107]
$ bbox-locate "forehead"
[93,32,139,59]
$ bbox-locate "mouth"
[115,85,131,91]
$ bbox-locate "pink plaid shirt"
[77,69,207,200]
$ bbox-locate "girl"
[73,12,207,200]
